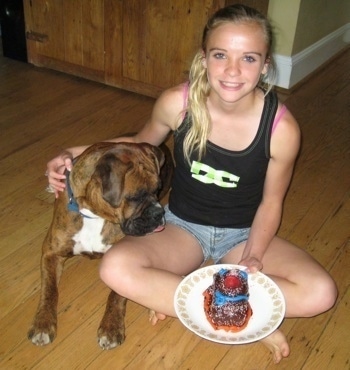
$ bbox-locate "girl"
[46,5,337,363]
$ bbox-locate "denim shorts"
[164,205,250,263]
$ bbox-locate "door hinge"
[26,31,48,43]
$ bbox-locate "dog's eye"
[126,195,141,203]
[126,190,148,203]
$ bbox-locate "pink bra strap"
[182,82,189,120]
[272,105,287,134]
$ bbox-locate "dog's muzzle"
[121,202,165,236]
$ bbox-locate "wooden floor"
[0,46,349,370]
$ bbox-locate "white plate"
[174,264,285,344]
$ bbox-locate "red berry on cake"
[224,275,241,289]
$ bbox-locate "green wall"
[268,0,350,56]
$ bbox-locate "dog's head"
[70,142,173,236]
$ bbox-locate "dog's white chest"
[72,209,112,255]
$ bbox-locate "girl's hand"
[239,257,263,273]
[45,150,73,198]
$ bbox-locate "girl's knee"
[99,248,128,288]
[305,274,338,316]
[320,275,338,311]
[99,251,116,286]
[99,245,148,298]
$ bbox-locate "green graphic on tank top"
[191,161,240,188]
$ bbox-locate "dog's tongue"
[153,225,165,233]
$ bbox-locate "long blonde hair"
[183,4,276,164]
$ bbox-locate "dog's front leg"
[97,290,127,350]
[28,253,66,346]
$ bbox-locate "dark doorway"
[0,0,27,62]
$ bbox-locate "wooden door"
[119,0,219,96]
[24,0,105,80]
[24,0,64,62]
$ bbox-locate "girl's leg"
[222,236,337,317]
[221,236,338,363]
[99,224,204,317]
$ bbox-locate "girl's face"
[203,22,269,104]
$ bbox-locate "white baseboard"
[274,23,350,89]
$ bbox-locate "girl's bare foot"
[261,329,290,363]
[148,310,167,325]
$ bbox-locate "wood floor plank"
[272,237,350,370]
[302,242,350,370]
[121,319,202,370]
[305,286,349,370]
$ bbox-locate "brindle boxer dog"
[28,142,173,349]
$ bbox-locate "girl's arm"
[239,109,301,272]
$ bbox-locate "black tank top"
[169,90,278,228]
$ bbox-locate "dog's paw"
[98,336,119,350]
[97,329,125,350]
[28,328,55,346]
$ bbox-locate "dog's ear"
[94,153,132,207]
[142,143,174,200]
[157,144,174,200]
[150,145,165,172]
[70,142,121,199]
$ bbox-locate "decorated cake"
[203,268,252,332]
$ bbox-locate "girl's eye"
[213,52,226,59]
[244,55,256,63]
